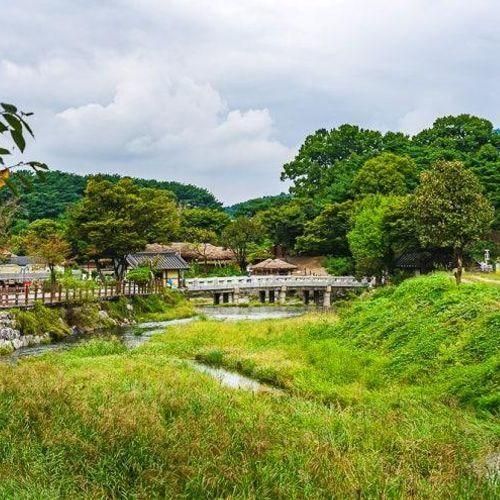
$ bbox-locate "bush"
[64,303,116,331]
[14,302,70,339]
[126,266,153,285]
[324,256,355,275]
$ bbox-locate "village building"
[0,255,52,286]
[126,251,189,287]
[146,242,235,269]
[249,258,298,276]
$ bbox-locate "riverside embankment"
[0,290,195,355]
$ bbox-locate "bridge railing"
[0,280,165,309]
[185,275,369,291]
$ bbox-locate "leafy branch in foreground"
[0,102,48,194]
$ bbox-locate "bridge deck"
[185,275,369,292]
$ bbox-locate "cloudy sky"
[1,1,499,204]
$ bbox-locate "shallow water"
[197,305,305,321]
[6,306,305,360]
[188,362,280,393]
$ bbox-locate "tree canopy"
[221,217,263,271]
[23,219,70,283]
[0,170,222,223]
[66,178,181,279]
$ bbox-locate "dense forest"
[0,170,222,224]
[1,112,498,282]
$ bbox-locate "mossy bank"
[0,289,194,354]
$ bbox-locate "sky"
[1,0,499,204]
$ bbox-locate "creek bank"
[1,291,195,355]
[0,312,49,355]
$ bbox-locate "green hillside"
[0,170,222,222]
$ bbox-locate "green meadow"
[0,274,498,498]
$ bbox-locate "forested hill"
[1,170,222,222]
[225,193,291,217]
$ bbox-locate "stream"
[7,306,303,393]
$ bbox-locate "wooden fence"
[0,280,166,309]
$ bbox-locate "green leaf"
[11,128,26,152]
[19,117,34,137]
[0,148,10,155]
[0,103,17,113]
[3,113,22,131]
[0,121,8,133]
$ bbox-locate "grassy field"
[0,274,498,498]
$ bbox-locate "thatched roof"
[146,242,235,262]
[250,258,298,271]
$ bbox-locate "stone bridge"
[184,275,371,308]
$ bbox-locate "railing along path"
[0,280,164,309]
[185,275,369,292]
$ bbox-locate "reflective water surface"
[188,362,281,393]
[7,306,305,360]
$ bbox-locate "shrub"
[14,302,70,339]
[324,256,355,275]
[126,266,153,285]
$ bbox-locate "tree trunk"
[454,247,463,285]
[49,264,56,285]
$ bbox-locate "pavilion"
[249,258,298,276]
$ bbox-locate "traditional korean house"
[249,258,298,276]
[0,255,51,286]
[146,242,236,269]
[126,251,189,287]
[393,249,453,275]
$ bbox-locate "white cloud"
[0,0,498,202]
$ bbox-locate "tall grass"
[0,274,497,497]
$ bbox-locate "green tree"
[348,196,405,282]
[23,219,70,284]
[256,201,312,252]
[411,161,494,284]
[66,178,180,279]
[281,125,384,202]
[295,201,353,256]
[353,153,418,196]
[221,217,263,271]
[181,207,230,238]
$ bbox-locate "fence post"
[14,288,19,306]
[34,284,38,303]
[41,287,45,304]
[65,287,69,303]
[24,285,29,306]
[50,285,55,304]
[58,284,62,303]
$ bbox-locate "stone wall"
[0,312,49,354]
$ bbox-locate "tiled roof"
[126,251,189,271]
